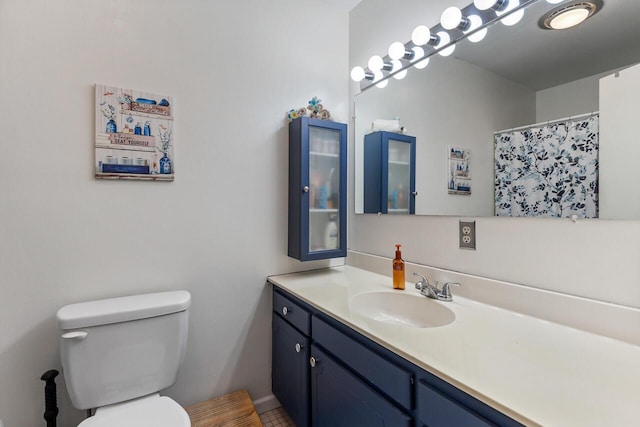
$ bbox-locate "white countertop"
[268,266,640,427]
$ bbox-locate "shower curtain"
[494,114,599,218]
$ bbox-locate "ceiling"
[454,0,640,90]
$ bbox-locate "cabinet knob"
[282,306,289,316]
[309,356,319,368]
[295,343,303,353]
[412,191,418,196]
[302,186,310,193]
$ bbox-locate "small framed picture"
[95,84,174,181]
[448,146,471,195]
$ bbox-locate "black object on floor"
[41,370,59,427]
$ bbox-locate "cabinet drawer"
[273,290,311,335]
[312,316,413,410]
[417,380,496,427]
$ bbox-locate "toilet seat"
[78,394,190,427]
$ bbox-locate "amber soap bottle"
[392,244,405,290]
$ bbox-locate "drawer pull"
[295,343,303,353]
[282,306,289,316]
[309,356,319,368]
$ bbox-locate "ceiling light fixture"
[539,0,603,30]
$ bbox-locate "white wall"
[535,73,600,122]
[0,1,348,426]
[599,63,640,219]
[349,1,640,310]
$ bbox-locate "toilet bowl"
[57,291,191,427]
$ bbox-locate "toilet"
[56,291,191,427]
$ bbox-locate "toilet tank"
[57,291,191,410]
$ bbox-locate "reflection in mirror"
[353,0,640,219]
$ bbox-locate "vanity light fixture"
[435,31,456,56]
[441,7,471,31]
[465,15,488,42]
[497,0,525,26]
[473,0,508,11]
[411,25,440,47]
[411,47,430,69]
[351,0,537,90]
[388,41,415,60]
[539,0,603,30]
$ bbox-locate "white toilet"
[57,291,192,427]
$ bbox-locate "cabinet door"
[288,117,347,261]
[272,313,310,427]
[310,345,412,427]
[364,131,416,215]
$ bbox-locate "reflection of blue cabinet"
[289,117,347,260]
[364,131,416,214]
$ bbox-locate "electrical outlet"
[459,220,476,250]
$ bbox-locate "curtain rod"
[495,111,599,135]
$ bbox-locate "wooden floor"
[185,390,263,427]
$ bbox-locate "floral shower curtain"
[494,114,599,218]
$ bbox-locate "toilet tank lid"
[57,291,191,330]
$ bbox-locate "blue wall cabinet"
[272,287,524,427]
[289,117,347,260]
[364,131,416,214]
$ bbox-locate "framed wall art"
[95,84,174,181]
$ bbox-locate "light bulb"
[546,0,564,3]
[549,8,590,29]
[465,15,487,43]
[376,75,388,88]
[498,0,525,26]
[436,31,455,57]
[411,47,430,70]
[391,60,407,80]
[350,66,366,82]
[368,55,384,71]
[411,25,431,46]
[441,7,464,30]
[474,0,501,11]
[388,42,407,60]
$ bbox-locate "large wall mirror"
[354,0,640,219]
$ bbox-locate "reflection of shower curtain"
[494,114,599,218]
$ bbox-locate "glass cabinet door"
[387,139,412,214]
[288,117,347,261]
[308,126,341,252]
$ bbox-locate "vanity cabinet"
[288,117,347,261]
[272,291,311,427]
[363,131,416,214]
[272,287,523,427]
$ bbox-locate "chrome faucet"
[413,273,460,302]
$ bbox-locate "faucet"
[413,273,460,302]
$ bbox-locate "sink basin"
[349,292,455,328]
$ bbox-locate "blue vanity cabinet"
[364,131,416,214]
[272,290,312,427]
[271,286,523,427]
[288,117,347,261]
